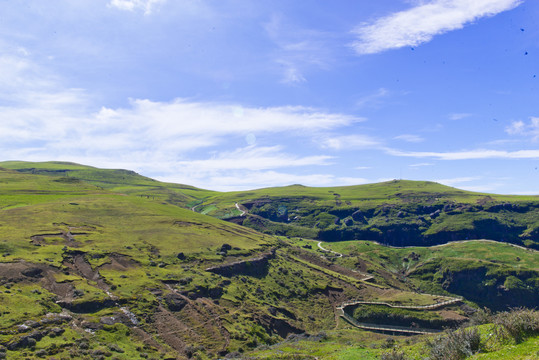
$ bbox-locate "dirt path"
[235,203,247,216]
[317,241,342,258]
[337,297,462,335]
[378,239,538,252]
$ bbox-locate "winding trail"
[378,239,538,253]
[235,203,247,216]
[337,297,462,335]
[317,241,343,257]
[312,240,464,335]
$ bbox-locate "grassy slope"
[1,161,538,359]
[245,321,539,359]
[0,166,441,358]
[189,179,539,248]
[0,167,276,358]
[0,160,217,208]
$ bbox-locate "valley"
[0,161,538,359]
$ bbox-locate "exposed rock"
[257,315,303,339]
[48,327,65,337]
[164,293,188,312]
[21,267,44,278]
[57,299,116,313]
[40,312,72,325]
[100,317,118,325]
[351,210,367,223]
[81,321,104,331]
[205,250,275,277]
[7,331,44,350]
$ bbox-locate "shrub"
[428,328,481,360]
[494,308,539,343]
[381,349,407,360]
[468,307,493,326]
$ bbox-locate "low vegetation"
[0,161,537,359]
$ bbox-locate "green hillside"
[0,161,538,359]
[192,180,539,249]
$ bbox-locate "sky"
[1,0,539,193]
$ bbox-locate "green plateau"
[0,161,537,360]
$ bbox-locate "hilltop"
[0,161,537,359]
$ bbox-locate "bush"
[468,307,493,326]
[428,328,481,360]
[381,349,407,360]
[494,308,539,343]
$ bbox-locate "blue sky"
[1,0,538,193]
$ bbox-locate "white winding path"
[317,241,343,257]
[235,203,247,217]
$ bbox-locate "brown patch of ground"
[0,261,75,301]
[152,286,231,357]
[99,253,139,271]
[30,231,84,247]
[438,309,468,321]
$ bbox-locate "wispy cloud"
[355,88,390,109]
[506,117,539,140]
[321,134,380,150]
[159,170,369,192]
[0,53,365,190]
[108,0,166,15]
[387,148,539,160]
[409,162,434,167]
[351,0,523,54]
[432,176,481,186]
[429,176,506,192]
[175,146,333,172]
[394,134,424,143]
[449,112,473,120]
[264,14,334,84]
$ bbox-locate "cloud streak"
[506,117,539,140]
[388,148,539,160]
[351,0,523,54]
[108,0,166,14]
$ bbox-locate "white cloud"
[158,170,369,192]
[432,176,481,186]
[459,184,503,192]
[409,162,434,167]
[387,148,539,160]
[351,0,523,54]
[0,52,368,190]
[264,14,333,84]
[449,113,473,120]
[394,134,424,143]
[506,117,539,140]
[108,0,166,14]
[279,61,307,84]
[321,134,380,150]
[355,88,390,109]
[174,146,333,172]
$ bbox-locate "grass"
[1,161,538,359]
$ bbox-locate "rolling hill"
[0,161,537,359]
